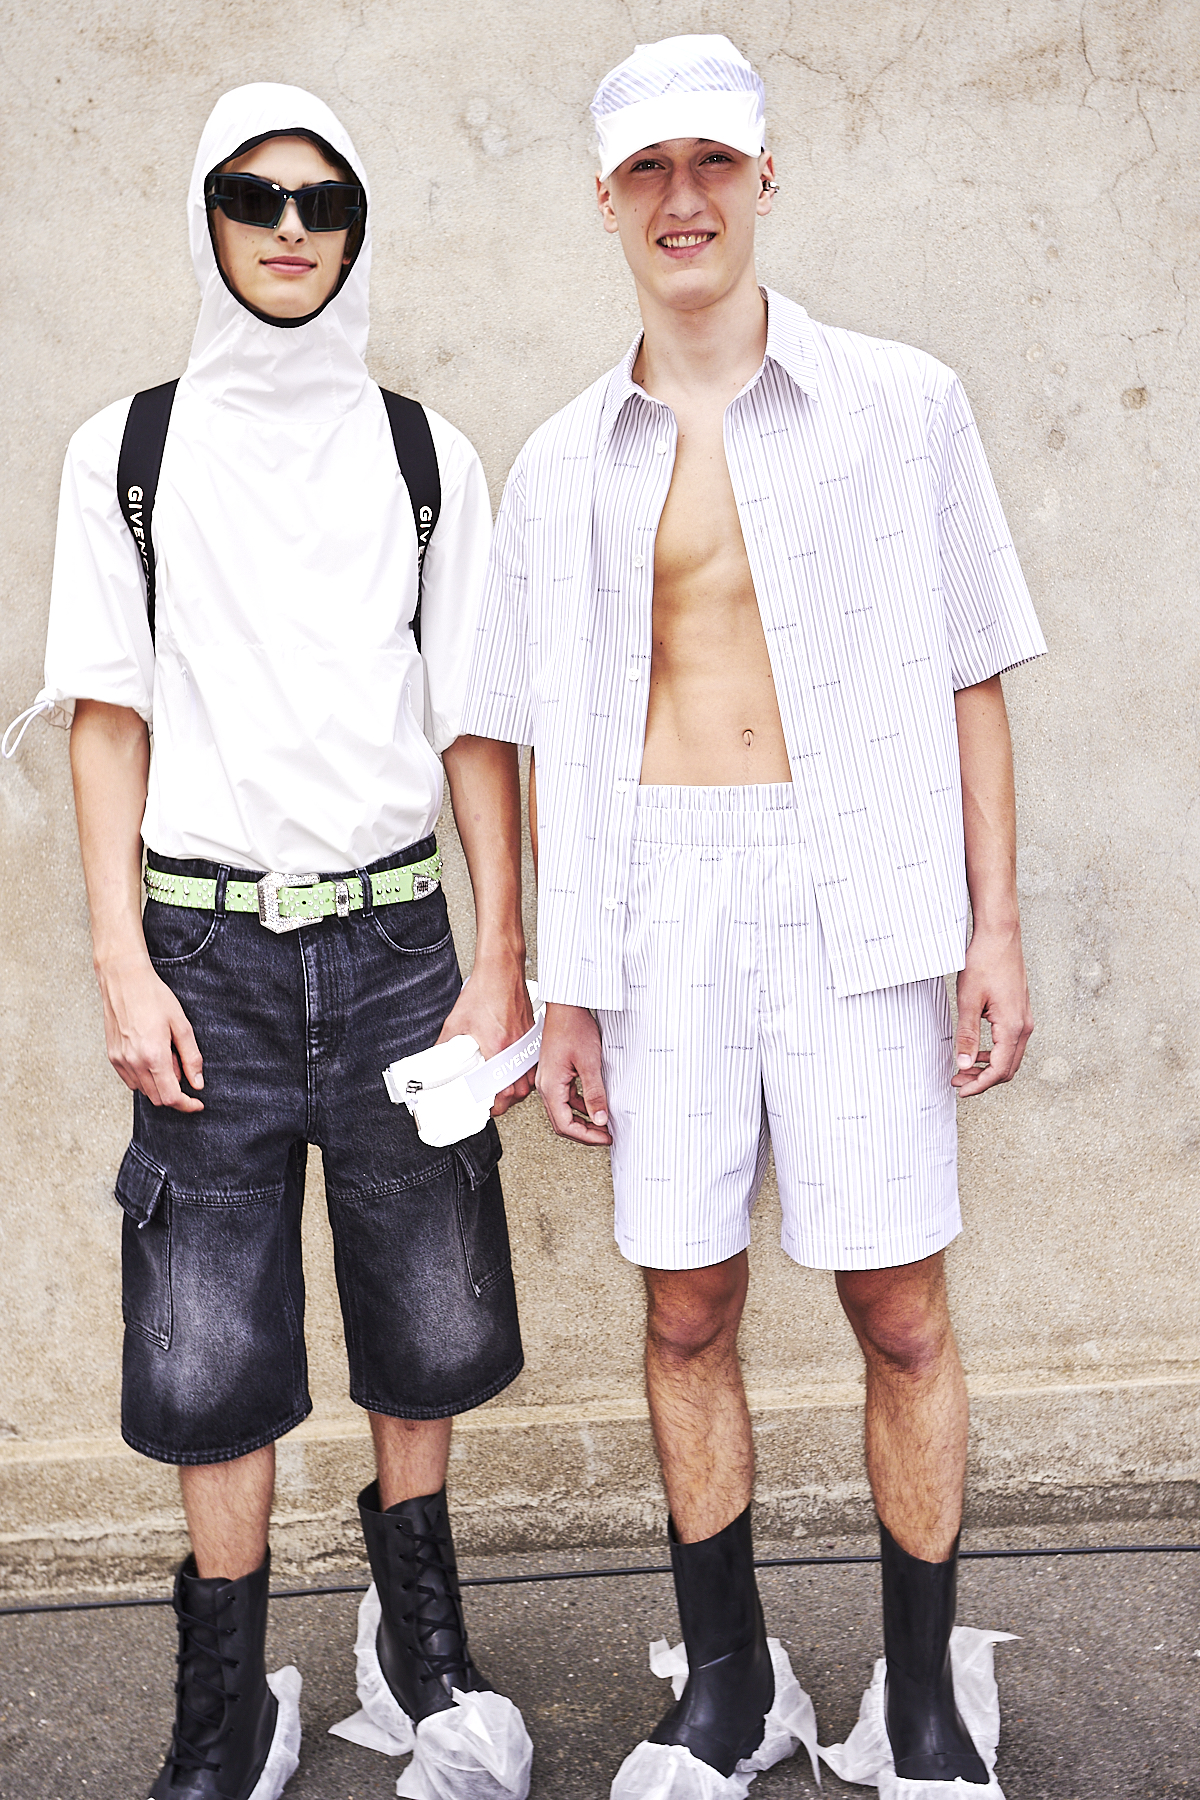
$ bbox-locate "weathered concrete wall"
[2,1,1198,1591]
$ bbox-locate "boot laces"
[166,1589,241,1778]
[396,1521,471,1688]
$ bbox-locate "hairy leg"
[180,1443,275,1580]
[370,1412,454,1508]
[643,1252,753,1544]
[836,1252,968,1561]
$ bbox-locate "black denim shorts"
[117,839,524,1466]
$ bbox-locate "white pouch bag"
[383,983,544,1147]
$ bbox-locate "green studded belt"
[144,851,442,935]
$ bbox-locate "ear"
[756,152,777,218]
[596,172,621,235]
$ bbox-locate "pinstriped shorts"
[596,785,960,1272]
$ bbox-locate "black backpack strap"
[116,379,179,645]
[380,389,441,653]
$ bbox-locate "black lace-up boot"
[149,1551,279,1800]
[358,1480,491,1720]
[647,1504,775,1777]
[880,1520,989,1784]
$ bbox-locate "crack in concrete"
[1133,85,1161,156]
[859,0,944,98]
[1079,2,1098,81]
[775,0,945,145]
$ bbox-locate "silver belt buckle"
[257,871,320,933]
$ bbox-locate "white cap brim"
[596,91,764,180]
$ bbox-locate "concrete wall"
[2,1,1198,1592]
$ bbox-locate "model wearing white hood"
[19,82,493,870]
[10,86,535,1800]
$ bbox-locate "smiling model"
[7,84,535,1800]
[462,34,1046,1797]
[208,138,361,318]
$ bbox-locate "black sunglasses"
[206,172,364,233]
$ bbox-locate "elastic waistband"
[632,784,799,847]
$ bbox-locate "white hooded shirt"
[15,85,493,874]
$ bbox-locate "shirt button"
[632,553,645,568]
[627,664,640,681]
[603,897,621,910]
[654,439,669,454]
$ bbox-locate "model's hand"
[952,923,1033,1096]
[536,1003,611,1145]
[438,962,536,1117]
[97,952,205,1112]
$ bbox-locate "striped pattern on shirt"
[462,289,1046,1009]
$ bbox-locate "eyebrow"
[636,140,719,153]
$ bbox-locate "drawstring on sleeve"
[2,698,56,759]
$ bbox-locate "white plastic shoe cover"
[246,1665,303,1800]
[818,1627,1017,1799]
[395,1690,535,1800]
[610,1636,821,1799]
[328,1581,533,1799]
[328,1583,416,1755]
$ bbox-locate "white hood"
[15,80,496,875]
[182,84,372,421]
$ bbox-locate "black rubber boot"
[358,1480,491,1721]
[880,1520,990,1784]
[647,1504,775,1777]
[148,1551,279,1800]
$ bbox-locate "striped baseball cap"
[591,34,766,180]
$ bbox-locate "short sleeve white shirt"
[463,290,1046,1005]
[31,382,491,874]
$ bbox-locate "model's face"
[597,138,774,314]
[210,135,353,320]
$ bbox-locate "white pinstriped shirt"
[463,290,1046,1009]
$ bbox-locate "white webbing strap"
[461,1010,545,1104]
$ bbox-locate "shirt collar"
[598,331,654,447]
[598,287,820,448]
[760,288,821,399]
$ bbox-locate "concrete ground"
[1,1531,1197,1799]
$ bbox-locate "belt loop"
[356,867,375,918]
[214,866,229,918]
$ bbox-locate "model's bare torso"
[640,395,791,786]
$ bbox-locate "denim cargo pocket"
[115,1142,172,1348]
[452,1120,511,1297]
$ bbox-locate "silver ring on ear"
[761,178,780,195]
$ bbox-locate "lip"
[260,256,316,275]
[655,231,717,260]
